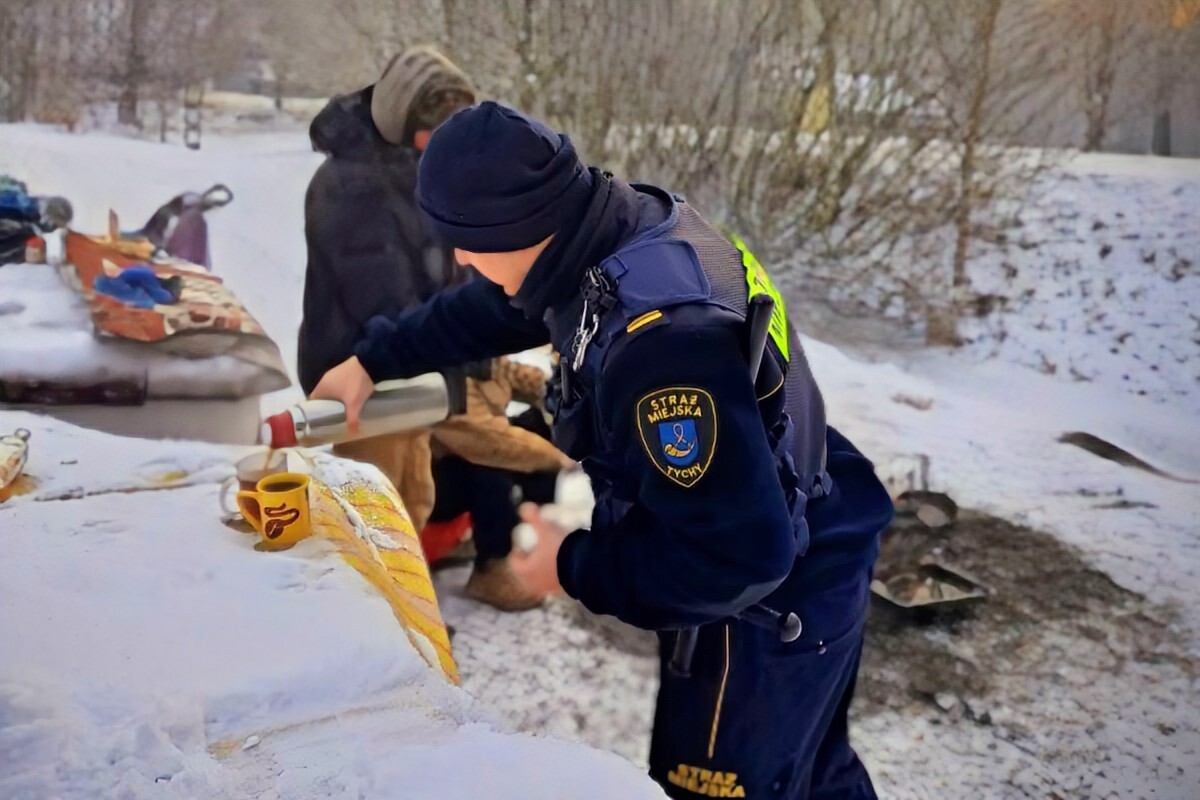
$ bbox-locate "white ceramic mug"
[219,449,289,520]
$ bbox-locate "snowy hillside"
[957,152,1200,408]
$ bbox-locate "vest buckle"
[571,266,616,372]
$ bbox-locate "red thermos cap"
[262,411,298,448]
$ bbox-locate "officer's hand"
[510,503,567,598]
[310,356,375,434]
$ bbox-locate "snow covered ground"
[2,121,1198,798]
[814,337,1200,618]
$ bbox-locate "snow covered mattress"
[0,410,665,799]
[0,260,289,403]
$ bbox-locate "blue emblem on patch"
[637,387,716,488]
[658,420,699,467]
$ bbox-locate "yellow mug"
[236,472,312,551]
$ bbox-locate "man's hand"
[310,356,376,433]
[509,502,568,598]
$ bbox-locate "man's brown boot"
[464,558,545,612]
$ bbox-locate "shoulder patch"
[636,387,717,488]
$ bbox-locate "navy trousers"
[648,568,876,799]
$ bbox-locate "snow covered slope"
[959,153,1200,408]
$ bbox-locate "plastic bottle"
[261,373,456,449]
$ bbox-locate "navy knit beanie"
[417,101,592,253]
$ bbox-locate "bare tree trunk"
[1082,1,1117,152]
[157,97,168,142]
[1149,4,1184,157]
[509,0,538,113]
[813,0,841,128]
[118,0,149,126]
[1151,110,1172,156]
[951,0,1001,293]
[921,0,1002,347]
[2,0,41,122]
[725,1,778,232]
[14,6,38,122]
[441,0,457,51]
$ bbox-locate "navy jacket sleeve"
[353,278,551,381]
[555,313,797,630]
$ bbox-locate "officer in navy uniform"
[311,102,895,800]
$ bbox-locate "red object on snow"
[420,513,472,564]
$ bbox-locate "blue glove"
[120,265,176,305]
[94,274,156,309]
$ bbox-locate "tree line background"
[1,0,1197,341]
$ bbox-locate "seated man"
[428,355,573,609]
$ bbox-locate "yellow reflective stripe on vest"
[729,234,790,362]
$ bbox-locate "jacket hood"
[309,85,408,160]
